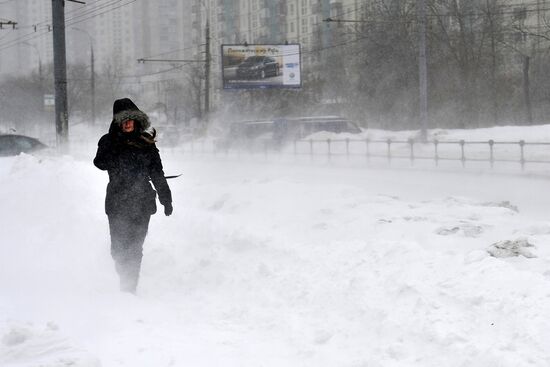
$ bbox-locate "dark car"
[0,134,48,156]
[236,56,279,79]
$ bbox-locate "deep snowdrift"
[1,126,550,367]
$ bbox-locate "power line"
[0,0,136,53]
[425,6,550,18]
[66,0,137,27]
[6,0,123,33]
[137,58,205,63]
[17,0,122,31]
[117,64,190,79]
[0,1,118,50]
[66,0,126,24]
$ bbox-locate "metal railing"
[178,137,550,171]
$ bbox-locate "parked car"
[0,134,47,156]
[236,56,279,79]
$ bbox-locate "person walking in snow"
[94,98,173,293]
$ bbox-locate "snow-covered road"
[1,144,550,366]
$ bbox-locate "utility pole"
[418,0,428,141]
[72,27,95,125]
[52,0,69,147]
[204,19,211,127]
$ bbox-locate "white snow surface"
[2,125,550,367]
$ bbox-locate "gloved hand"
[164,202,173,216]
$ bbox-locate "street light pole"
[72,27,96,125]
[21,42,43,89]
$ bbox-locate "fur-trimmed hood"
[108,98,156,142]
[113,109,151,132]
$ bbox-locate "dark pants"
[108,214,151,293]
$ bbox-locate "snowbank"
[1,127,550,366]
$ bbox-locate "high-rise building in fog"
[0,1,193,82]
[137,0,193,73]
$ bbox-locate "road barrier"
[179,137,550,171]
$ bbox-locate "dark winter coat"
[94,107,172,218]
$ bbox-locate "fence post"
[488,140,494,169]
[434,139,439,167]
[408,138,415,166]
[519,140,525,171]
[346,138,350,161]
[460,140,465,168]
[386,138,392,164]
[309,139,313,161]
[366,138,370,163]
[327,138,331,162]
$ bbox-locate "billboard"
[222,44,301,90]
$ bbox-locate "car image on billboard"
[236,56,280,80]
[222,44,301,89]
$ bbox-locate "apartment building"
[0,1,192,79]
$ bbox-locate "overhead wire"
[65,0,127,24]
[0,1,121,50]
[66,0,138,26]
[17,0,122,31]
[0,0,136,53]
